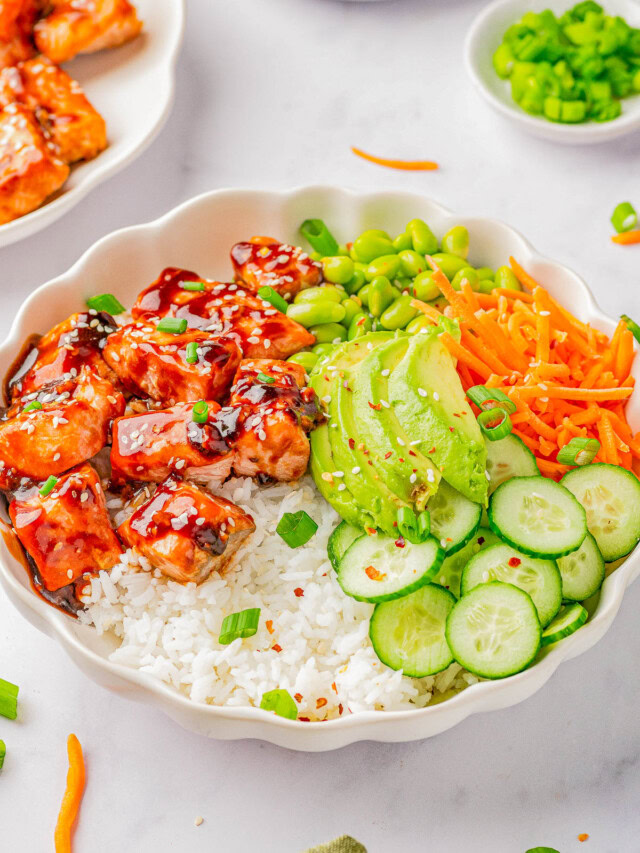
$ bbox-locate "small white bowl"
[465,0,640,144]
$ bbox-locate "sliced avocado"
[389,332,488,505]
[350,336,442,512]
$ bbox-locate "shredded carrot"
[410,298,443,323]
[351,146,438,171]
[615,329,635,382]
[509,385,633,402]
[54,734,86,853]
[612,230,640,245]
[536,458,570,478]
[440,332,492,380]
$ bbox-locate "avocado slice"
[388,332,488,505]
[350,336,442,513]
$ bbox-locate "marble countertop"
[1,0,639,850]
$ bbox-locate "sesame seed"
[381,369,390,377]
[338,484,346,491]
[53,453,61,461]
[352,466,361,474]
[195,517,205,525]
[332,471,344,478]
[258,430,267,441]
[397,437,405,446]
[110,352,120,362]
[409,473,417,483]
[67,569,73,579]
[482,571,490,583]
[418,388,427,397]
[433,392,440,401]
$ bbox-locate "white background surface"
[1,0,639,851]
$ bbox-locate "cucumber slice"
[488,476,587,559]
[370,584,456,677]
[461,543,562,627]
[327,521,361,571]
[446,582,542,679]
[435,527,501,599]
[541,602,588,647]
[557,532,605,602]
[337,534,444,603]
[562,463,640,562]
[485,434,539,494]
[428,479,482,555]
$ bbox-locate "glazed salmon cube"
[0,0,38,70]
[230,237,322,300]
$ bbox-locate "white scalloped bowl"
[1,187,638,751]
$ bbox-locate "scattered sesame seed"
[433,392,440,401]
[396,437,405,446]
[352,466,361,474]
[418,388,427,398]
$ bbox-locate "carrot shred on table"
[54,734,86,853]
[612,229,640,245]
[350,146,438,171]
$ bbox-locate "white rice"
[80,476,478,719]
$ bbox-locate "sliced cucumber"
[488,476,587,559]
[562,463,640,562]
[485,434,539,495]
[461,543,562,627]
[337,533,444,603]
[428,479,482,555]
[435,527,501,599]
[446,582,542,679]
[541,602,588,647]
[557,532,605,602]
[370,584,455,677]
[327,521,361,571]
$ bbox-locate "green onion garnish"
[23,401,42,413]
[180,281,206,292]
[417,510,431,541]
[0,740,5,770]
[276,511,318,548]
[299,218,339,257]
[0,678,18,720]
[257,285,288,314]
[86,293,125,315]
[477,407,512,442]
[192,401,209,424]
[257,372,275,384]
[219,608,261,645]
[467,384,516,415]
[39,476,58,497]
[557,437,600,466]
[621,314,640,345]
[185,341,199,364]
[156,317,188,335]
[611,202,638,234]
[396,508,431,544]
[259,688,298,720]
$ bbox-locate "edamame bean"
[353,230,395,263]
[310,251,323,262]
[343,269,366,295]
[451,267,480,292]
[287,351,318,372]
[441,225,469,260]
[287,301,346,327]
[406,315,435,335]
[312,342,335,358]
[395,277,413,292]
[430,252,468,280]
[392,232,412,252]
[475,266,494,281]
[322,256,354,285]
[348,312,373,340]
[368,276,394,318]
[494,266,521,291]
[412,270,440,302]
[337,244,350,257]
[341,297,362,327]
[365,254,401,283]
[294,285,343,305]
[389,285,402,300]
[407,218,438,255]
[380,295,418,331]
[398,249,428,278]
[477,279,496,294]
[310,322,348,344]
[357,283,371,307]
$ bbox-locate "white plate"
[465,0,640,144]
[1,186,638,751]
[0,0,186,248]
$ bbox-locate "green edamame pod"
[287,351,318,372]
[441,225,469,260]
[392,232,412,252]
[294,285,343,304]
[368,276,395,318]
[451,267,480,292]
[494,265,521,291]
[407,218,438,256]
[398,249,428,278]
[475,266,494,281]
[348,312,373,340]
[353,230,395,263]
[310,322,348,344]
[322,256,354,285]
[357,283,371,307]
[478,279,497,294]
[365,254,401,283]
[412,270,440,302]
[343,269,366,295]
[312,342,335,358]
[406,315,435,335]
[380,295,418,331]
[389,285,402,300]
[287,301,346,328]
[341,297,362,327]
[430,252,468,280]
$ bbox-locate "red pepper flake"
[331,682,338,693]
[368,402,381,410]
[409,450,417,456]
[265,619,274,634]
[508,557,521,567]
[272,644,282,653]
[365,565,387,581]
[429,447,436,453]
[348,438,355,449]
[398,457,404,463]
[316,697,327,709]
[294,693,303,703]
[365,527,377,536]
[356,317,366,326]
[384,451,392,459]
[578,834,589,843]
[477,537,485,545]
[299,716,310,722]
[294,587,304,597]
[395,538,405,548]
[338,704,344,715]
[449,426,455,432]
[454,412,461,418]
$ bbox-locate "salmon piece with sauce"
[117,476,255,583]
[230,237,323,300]
[0,0,39,70]
[9,462,123,592]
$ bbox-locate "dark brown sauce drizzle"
[3,333,40,405]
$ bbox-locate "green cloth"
[303,836,366,853]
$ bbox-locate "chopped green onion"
[180,281,206,292]
[0,740,5,770]
[276,510,318,548]
[23,401,42,413]
[257,372,275,384]
[192,401,209,424]
[257,285,288,314]
[185,341,199,364]
[611,202,637,234]
[260,688,298,720]
[219,608,261,645]
[477,407,513,442]
[299,218,339,257]
[557,436,600,466]
[621,314,640,345]
[0,678,18,720]
[86,293,125,315]
[156,317,188,335]
[467,384,516,414]
[397,508,431,544]
[417,510,431,541]
[39,476,58,497]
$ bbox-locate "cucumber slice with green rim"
[370,583,456,677]
[461,543,562,627]
[488,476,587,559]
[435,527,501,599]
[428,479,482,555]
[541,602,588,647]
[337,533,444,603]
[327,521,362,571]
[485,434,539,494]
[446,582,542,679]
[562,463,640,562]
[557,532,605,602]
